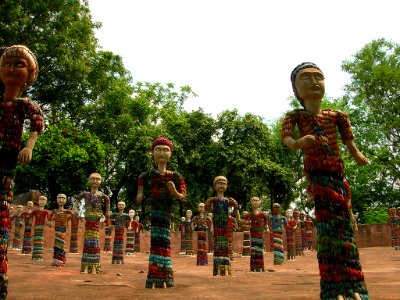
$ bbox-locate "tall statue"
[31,195,51,261]
[281,62,369,299]
[133,215,143,253]
[242,197,269,272]
[125,209,136,256]
[240,211,251,257]
[0,45,44,298]
[136,137,186,288]
[183,210,194,256]
[74,172,110,274]
[51,194,73,267]
[109,201,130,264]
[68,209,82,254]
[192,203,209,266]
[268,203,287,265]
[20,201,34,254]
[10,205,24,250]
[204,176,240,276]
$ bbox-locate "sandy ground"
[6,246,400,300]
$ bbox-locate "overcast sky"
[88,0,400,123]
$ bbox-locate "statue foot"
[336,296,344,300]
[151,283,155,289]
[353,293,361,300]
[163,282,167,289]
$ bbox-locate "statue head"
[0,45,38,94]
[117,201,126,212]
[198,203,205,214]
[128,209,135,218]
[26,201,34,210]
[213,176,228,193]
[57,193,67,207]
[151,137,173,165]
[88,172,102,188]
[186,209,192,219]
[250,197,261,210]
[38,195,47,209]
[272,203,281,215]
[290,62,324,108]
[16,205,23,214]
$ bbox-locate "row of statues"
[0,44,369,299]
[387,207,400,250]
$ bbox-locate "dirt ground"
[6,246,400,300]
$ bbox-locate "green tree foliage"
[15,120,105,208]
[341,38,400,221]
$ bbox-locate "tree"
[15,120,105,208]
[341,38,400,220]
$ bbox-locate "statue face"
[134,216,140,221]
[295,68,325,102]
[27,201,33,209]
[16,205,23,213]
[0,56,29,89]
[272,205,281,215]
[186,210,192,219]
[250,197,261,210]
[198,203,205,213]
[181,217,186,222]
[129,209,135,218]
[88,173,102,188]
[38,196,47,208]
[214,180,227,193]
[57,194,67,206]
[117,202,126,212]
[152,145,171,164]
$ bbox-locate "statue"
[299,212,307,251]
[68,209,82,254]
[51,194,73,267]
[0,44,44,297]
[204,176,240,276]
[183,210,194,256]
[305,214,314,251]
[284,209,296,261]
[20,201,34,254]
[10,205,24,250]
[387,208,399,250]
[268,203,287,265]
[240,211,251,257]
[31,195,51,261]
[207,212,214,253]
[178,216,186,254]
[125,209,136,256]
[133,215,143,253]
[109,201,130,264]
[74,172,110,274]
[135,137,186,288]
[292,210,304,257]
[192,203,209,265]
[281,62,369,299]
[242,197,269,272]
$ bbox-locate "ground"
[7,247,400,300]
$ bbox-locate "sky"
[88,0,400,124]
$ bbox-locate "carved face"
[0,56,29,90]
[272,204,281,215]
[16,205,23,213]
[295,68,325,103]
[117,202,126,212]
[214,180,227,193]
[198,203,205,213]
[129,209,135,218]
[57,194,67,207]
[27,201,34,209]
[134,216,140,221]
[186,210,192,219]
[152,145,171,165]
[38,196,47,208]
[250,197,261,210]
[88,173,102,188]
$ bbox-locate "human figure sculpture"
[268,203,287,265]
[387,208,399,250]
[51,193,73,267]
[0,44,44,297]
[304,214,314,251]
[207,213,214,253]
[192,203,209,266]
[10,205,24,250]
[281,62,369,299]
[178,216,186,254]
[204,176,240,276]
[227,214,238,261]
[69,209,82,254]
[240,211,251,257]
[285,210,297,261]
[20,201,34,254]
[299,212,307,251]
[136,137,186,288]
[133,215,143,253]
[109,201,130,264]
[125,209,136,256]
[31,195,51,261]
[293,210,304,257]
[183,210,194,256]
[74,172,110,274]
[242,197,269,272]
[102,217,113,253]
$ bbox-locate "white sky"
[88,0,400,123]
